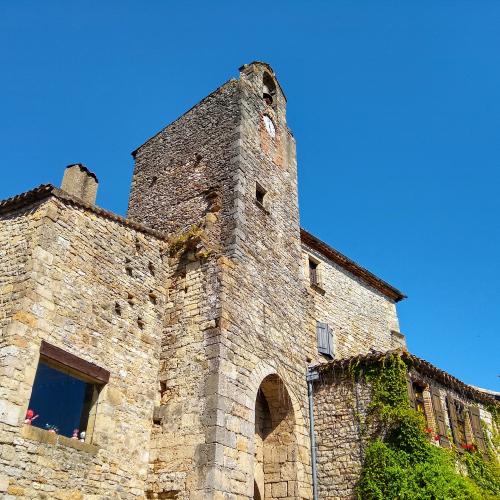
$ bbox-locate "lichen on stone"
[167,224,210,259]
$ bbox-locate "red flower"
[460,443,476,452]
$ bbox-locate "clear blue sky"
[1,1,499,390]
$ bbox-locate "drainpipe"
[307,366,319,500]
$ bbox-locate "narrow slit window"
[256,183,267,206]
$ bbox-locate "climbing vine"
[352,353,500,500]
[485,402,500,452]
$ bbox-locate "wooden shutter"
[468,406,487,452]
[316,322,329,355]
[327,325,334,358]
[407,378,416,409]
[316,322,333,358]
[446,396,461,446]
[309,267,318,286]
[430,386,450,448]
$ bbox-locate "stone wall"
[302,243,401,358]
[128,77,241,252]
[128,79,250,497]
[128,70,245,499]
[147,250,223,499]
[0,196,167,498]
[312,370,373,500]
[0,204,35,333]
[212,63,315,498]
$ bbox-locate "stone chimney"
[61,164,98,205]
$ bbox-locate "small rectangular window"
[255,183,266,206]
[25,342,109,442]
[309,258,319,286]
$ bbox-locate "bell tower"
[128,63,313,499]
[230,62,302,264]
[222,62,312,499]
[127,61,301,264]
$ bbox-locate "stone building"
[0,62,497,499]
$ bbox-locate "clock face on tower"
[263,115,276,138]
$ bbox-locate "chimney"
[61,164,98,205]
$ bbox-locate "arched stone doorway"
[253,480,262,500]
[254,374,297,499]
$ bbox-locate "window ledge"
[255,200,270,215]
[310,283,325,295]
[21,424,99,455]
[391,330,406,340]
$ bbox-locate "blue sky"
[1,1,499,390]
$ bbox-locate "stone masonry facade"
[0,62,497,499]
[0,189,167,498]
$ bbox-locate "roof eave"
[0,184,167,240]
[317,349,498,406]
[300,228,406,302]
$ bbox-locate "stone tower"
[128,62,315,498]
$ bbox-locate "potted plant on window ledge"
[45,423,59,434]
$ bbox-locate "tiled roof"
[0,184,167,240]
[316,348,498,406]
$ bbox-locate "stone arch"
[246,361,307,433]
[247,361,309,499]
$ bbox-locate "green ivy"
[354,353,500,500]
[485,403,500,452]
[462,449,500,496]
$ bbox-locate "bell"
[263,84,274,105]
